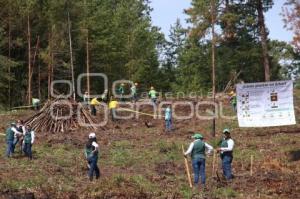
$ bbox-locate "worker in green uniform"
[148,86,158,104]
[184,133,213,187]
[118,83,125,101]
[6,122,21,157]
[217,129,235,180]
[22,125,35,160]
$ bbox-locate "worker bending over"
[90,97,100,116]
[109,97,119,122]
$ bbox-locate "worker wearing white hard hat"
[84,132,100,181]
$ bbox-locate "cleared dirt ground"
[0,93,299,199]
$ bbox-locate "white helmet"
[88,133,96,139]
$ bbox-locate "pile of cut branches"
[25,98,97,133]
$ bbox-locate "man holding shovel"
[184,133,213,188]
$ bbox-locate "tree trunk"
[257,0,270,81]
[48,33,52,99]
[86,31,90,96]
[8,5,11,109]
[68,12,76,100]
[211,0,216,137]
[38,62,41,100]
[32,36,40,71]
[27,13,32,105]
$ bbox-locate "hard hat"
[134,82,138,86]
[10,122,16,126]
[229,91,235,96]
[151,86,154,90]
[192,133,203,139]
[121,83,125,86]
[223,128,230,134]
[88,132,96,138]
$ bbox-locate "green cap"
[192,133,203,139]
[223,128,230,134]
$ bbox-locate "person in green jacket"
[229,91,237,112]
[118,83,125,101]
[184,133,213,187]
[6,122,21,157]
[22,125,35,160]
[148,86,158,104]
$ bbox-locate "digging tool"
[181,145,193,188]
[212,150,216,176]
[250,155,254,176]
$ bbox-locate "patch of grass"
[130,175,157,192]
[212,187,239,198]
[234,147,263,161]
[179,184,193,199]
[156,140,182,162]
[0,175,47,190]
[109,140,136,167]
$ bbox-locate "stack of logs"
[25,98,97,133]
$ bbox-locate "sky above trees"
[150,0,294,42]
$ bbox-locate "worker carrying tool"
[22,125,35,160]
[84,133,100,181]
[217,128,235,180]
[184,133,213,187]
[109,97,119,122]
[148,86,158,104]
[164,105,172,132]
[131,83,138,103]
[90,97,100,116]
[5,122,22,158]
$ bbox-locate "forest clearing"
[0,0,300,198]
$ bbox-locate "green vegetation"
[212,187,239,198]
[0,0,299,108]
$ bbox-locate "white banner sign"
[237,80,296,127]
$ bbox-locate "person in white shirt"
[84,133,100,181]
[184,133,213,186]
[217,128,235,180]
[23,125,35,160]
[14,119,26,153]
